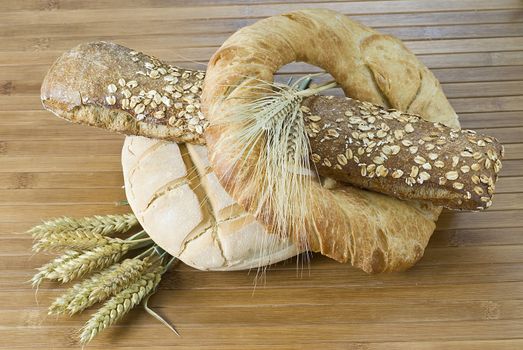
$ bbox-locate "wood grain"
[0,1,522,349]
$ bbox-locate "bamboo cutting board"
[1,1,522,349]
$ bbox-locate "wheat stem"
[127,238,153,244]
[135,246,156,259]
[295,79,337,96]
[162,256,178,273]
[115,200,129,206]
[144,293,180,336]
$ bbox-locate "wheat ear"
[48,270,103,315]
[33,231,111,253]
[28,213,138,239]
[46,242,130,283]
[31,250,81,287]
[49,257,154,315]
[79,265,163,344]
[212,78,336,248]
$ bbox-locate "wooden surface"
[1,1,523,349]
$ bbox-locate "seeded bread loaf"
[303,96,503,210]
[41,41,503,211]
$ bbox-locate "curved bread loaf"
[202,9,455,271]
[121,135,299,271]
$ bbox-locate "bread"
[41,40,440,272]
[121,135,299,271]
[40,10,503,272]
[41,41,207,145]
[303,96,503,210]
[202,9,459,271]
[41,41,502,211]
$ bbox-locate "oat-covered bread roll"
[41,41,207,145]
[41,41,502,211]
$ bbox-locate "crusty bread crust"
[121,135,300,271]
[202,9,459,272]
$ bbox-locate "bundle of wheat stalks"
[29,213,178,344]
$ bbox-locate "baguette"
[41,41,502,211]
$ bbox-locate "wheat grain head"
[28,213,138,239]
[31,250,81,287]
[46,242,129,283]
[210,78,335,251]
[79,265,163,344]
[68,257,153,315]
[33,231,110,253]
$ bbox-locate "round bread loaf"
[121,135,300,271]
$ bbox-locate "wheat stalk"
[33,231,111,252]
[28,213,138,239]
[48,257,153,315]
[212,78,335,248]
[30,213,178,343]
[79,265,163,344]
[48,272,102,315]
[46,242,130,283]
[31,250,81,287]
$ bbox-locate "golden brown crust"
[202,9,460,272]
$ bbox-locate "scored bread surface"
[121,135,299,271]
